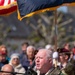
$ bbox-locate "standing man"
[0,45,10,62]
[19,42,29,70]
[0,50,9,65]
[20,42,29,55]
[58,48,71,69]
[35,48,65,75]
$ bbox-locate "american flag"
[0,0,17,15]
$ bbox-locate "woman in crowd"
[9,53,26,75]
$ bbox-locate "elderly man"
[0,64,14,75]
[26,46,35,67]
[35,48,63,75]
[26,46,35,62]
[20,45,35,70]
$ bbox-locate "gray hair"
[26,46,35,52]
[27,45,35,51]
[46,50,53,58]
[38,49,53,58]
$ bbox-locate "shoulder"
[47,67,61,75]
[63,60,75,75]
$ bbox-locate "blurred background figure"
[26,46,35,66]
[72,46,75,55]
[71,42,75,60]
[19,42,29,70]
[63,43,70,51]
[20,45,35,70]
[45,44,53,52]
[0,45,10,61]
[0,64,14,75]
[57,48,71,69]
[0,50,9,66]
[20,42,29,54]
[9,53,26,75]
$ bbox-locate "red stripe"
[0,6,17,15]
[0,0,4,6]
[14,0,17,1]
[8,0,10,4]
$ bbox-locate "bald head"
[1,64,14,75]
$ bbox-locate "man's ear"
[48,58,52,63]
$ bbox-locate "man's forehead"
[36,50,46,56]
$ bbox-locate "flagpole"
[53,10,58,68]
[54,10,58,51]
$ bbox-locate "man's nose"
[36,58,40,62]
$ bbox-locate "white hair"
[46,50,53,58]
[27,45,35,51]
[38,49,53,58]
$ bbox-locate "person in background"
[26,45,35,66]
[57,48,71,69]
[19,42,29,70]
[0,50,9,65]
[45,44,53,52]
[21,45,35,70]
[0,45,10,61]
[20,42,29,55]
[72,45,75,60]
[9,53,26,75]
[0,64,14,75]
[63,43,70,51]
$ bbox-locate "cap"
[10,53,20,59]
[57,48,71,57]
[57,48,70,53]
[0,51,7,55]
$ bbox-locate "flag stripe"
[4,0,9,6]
[0,0,17,15]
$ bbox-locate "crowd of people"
[0,42,75,75]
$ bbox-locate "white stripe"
[4,0,9,6]
[11,0,15,3]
